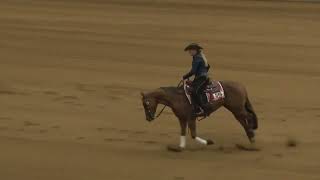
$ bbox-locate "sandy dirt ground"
[0,0,320,179]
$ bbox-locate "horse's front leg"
[188,120,214,145]
[179,119,187,149]
[167,119,188,152]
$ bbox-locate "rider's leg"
[194,76,209,115]
[191,78,203,113]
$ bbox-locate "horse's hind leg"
[245,97,258,130]
[188,120,214,145]
[233,110,255,143]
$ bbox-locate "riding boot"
[191,76,208,116]
[199,103,209,117]
[191,93,203,115]
[197,96,209,117]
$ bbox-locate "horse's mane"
[160,86,184,95]
[143,86,184,100]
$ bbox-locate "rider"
[183,43,210,116]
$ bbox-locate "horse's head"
[141,92,158,122]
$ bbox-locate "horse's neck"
[151,89,169,106]
[152,87,179,107]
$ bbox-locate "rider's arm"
[183,71,193,80]
[183,58,201,80]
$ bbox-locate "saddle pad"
[184,80,225,104]
[205,81,225,103]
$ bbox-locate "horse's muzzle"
[145,112,155,122]
[146,116,155,122]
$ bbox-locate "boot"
[191,94,203,115]
[193,105,204,115]
[197,96,209,117]
[198,103,209,117]
[192,94,208,117]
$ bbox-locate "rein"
[154,80,184,119]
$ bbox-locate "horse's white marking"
[195,137,207,145]
[179,136,186,148]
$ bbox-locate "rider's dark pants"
[192,76,208,108]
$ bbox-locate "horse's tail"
[245,97,258,130]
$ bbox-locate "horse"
[140,80,258,151]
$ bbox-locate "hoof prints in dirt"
[75,83,142,100]
[215,145,261,154]
[173,176,185,180]
[24,121,40,126]
[53,95,79,101]
[217,146,234,154]
[41,90,78,104]
[97,127,170,145]
[235,144,261,151]
[52,95,84,106]
[96,127,172,137]
[43,91,59,95]
[103,137,159,145]
[104,138,125,142]
[106,95,121,101]
[17,128,24,132]
[76,137,85,140]
[51,125,61,129]
[0,126,8,131]
[96,127,144,134]
[273,153,283,158]
[96,127,117,131]
[0,90,29,96]
[75,83,96,93]
[0,117,12,120]
[21,121,55,134]
[39,129,48,133]
[104,84,143,96]
[141,140,157,144]
[133,130,146,135]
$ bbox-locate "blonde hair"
[200,52,209,67]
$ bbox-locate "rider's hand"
[207,64,211,70]
[182,75,188,80]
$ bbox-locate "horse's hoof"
[206,139,214,145]
[249,137,256,144]
[167,145,184,152]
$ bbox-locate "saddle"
[184,79,225,105]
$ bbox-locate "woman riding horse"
[141,43,258,150]
[183,43,210,116]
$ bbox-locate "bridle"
[143,98,165,120]
[144,80,184,120]
[143,99,155,120]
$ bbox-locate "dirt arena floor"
[1,0,320,179]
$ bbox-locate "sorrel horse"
[141,80,258,151]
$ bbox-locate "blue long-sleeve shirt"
[183,53,209,79]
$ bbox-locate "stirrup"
[195,107,207,116]
[193,105,202,114]
[196,105,210,119]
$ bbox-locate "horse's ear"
[140,92,145,97]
